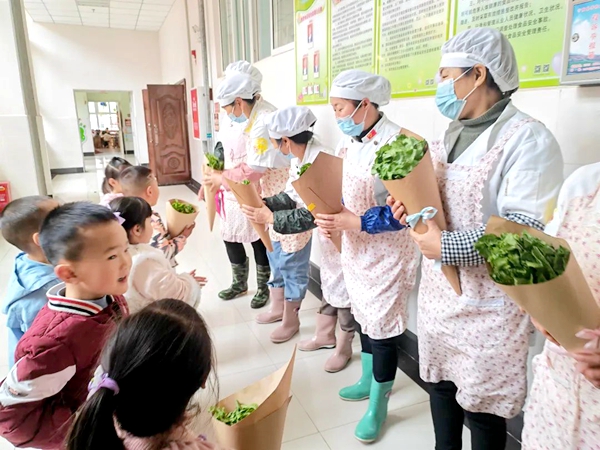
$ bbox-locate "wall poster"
[566,0,600,76]
[295,0,329,105]
[455,1,567,88]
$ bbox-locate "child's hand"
[180,223,196,238]
[198,187,205,202]
[189,270,208,286]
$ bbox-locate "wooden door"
[145,85,191,185]
[142,89,156,173]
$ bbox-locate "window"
[256,0,271,60]
[272,0,294,49]
[89,101,119,131]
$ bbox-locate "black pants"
[429,381,507,450]
[359,328,400,383]
[224,240,269,266]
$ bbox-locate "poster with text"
[455,1,567,88]
[567,0,600,76]
[330,0,377,79]
[378,0,451,98]
[295,0,329,105]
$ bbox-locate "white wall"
[73,91,95,156]
[26,19,162,169]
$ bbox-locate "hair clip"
[88,372,120,396]
[113,211,125,225]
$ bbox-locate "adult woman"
[205,61,289,309]
[390,28,564,449]
[315,70,419,443]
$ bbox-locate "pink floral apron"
[219,127,259,243]
[418,119,536,419]
[522,188,600,449]
[262,168,312,254]
[318,233,350,308]
[341,149,418,340]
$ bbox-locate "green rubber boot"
[354,379,393,443]
[251,264,271,309]
[339,352,373,402]
[218,259,249,300]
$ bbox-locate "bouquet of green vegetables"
[371,134,427,180]
[241,179,251,185]
[210,401,258,426]
[205,153,224,171]
[298,163,311,177]
[170,199,196,214]
[475,232,570,285]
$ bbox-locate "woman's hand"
[386,196,408,225]
[572,329,600,388]
[204,171,223,190]
[530,317,560,346]
[315,207,361,232]
[241,204,274,225]
[409,219,442,260]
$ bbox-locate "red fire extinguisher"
[0,182,11,213]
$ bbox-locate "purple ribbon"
[113,211,125,226]
[88,372,120,396]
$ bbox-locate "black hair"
[460,67,518,98]
[102,157,132,195]
[350,99,380,110]
[224,94,259,108]
[0,196,56,253]
[119,166,154,197]
[66,299,214,450]
[39,202,117,266]
[109,197,153,241]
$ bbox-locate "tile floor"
[0,155,473,449]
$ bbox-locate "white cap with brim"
[440,27,519,93]
[265,106,317,139]
[215,73,255,106]
[330,70,392,106]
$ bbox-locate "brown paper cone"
[212,348,296,450]
[224,177,274,252]
[380,130,461,295]
[483,216,600,352]
[292,152,344,253]
[202,163,219,232]
[165,199,199,237]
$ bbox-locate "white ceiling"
[24,0,175,31]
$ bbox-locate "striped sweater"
[0,283,128,449]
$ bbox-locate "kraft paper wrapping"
[224,177,274,252]
[484,216,600,352]
[212,348,296,450]
[292,152,343,253]
[380,129,461,295]
[165,199,199,237]
[202,162,219,232]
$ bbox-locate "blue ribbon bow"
[406,207,438,229]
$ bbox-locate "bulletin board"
[294,0,568,103]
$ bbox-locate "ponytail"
[66,389,123,450]
[101,178,111,195]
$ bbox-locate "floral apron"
[219,126,259,243]
[522,188,600,449]
[418,119,536,418]
[341,149,418,340]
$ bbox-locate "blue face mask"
[228,103,248,124]
[278,141,295,160]
[336,102,366,136]
[435,68,477,121]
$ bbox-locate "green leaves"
[241,179,251,185]
[171,200,195,214]
[371,134,427,180]
[206,153,224,170]
[298,163,312,177]
[475,232,570,285]
[210,400,259,425]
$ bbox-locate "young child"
[66,299,221,450]
[119,165,193,267]
[0,202,130,449]
[110,196,205,313]
[99,156,132,207]
[0,196,60,368]
[521,162,600,449]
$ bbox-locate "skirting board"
[83,152,94,157]
[50,167,84,179]
[187,178,201,195]
[307,261,523,450]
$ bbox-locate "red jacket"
[0,283,128,449]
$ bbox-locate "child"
[99,156,132,207]
[0,202,130,449]
[0,196,60,368]
[110,196,206,313]
[119,165,193,267]
[521,162,600,449]
[66,299,221,450]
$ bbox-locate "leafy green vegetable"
[206,153,224,171]
[371,134,427,180]
[210,400,258,425]
[171,200,195,214]
[241,179,251,185]
[298,163,312,177]
[474,232,570,285]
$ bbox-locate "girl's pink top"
[100,192,124,207]
[118,426,222,450]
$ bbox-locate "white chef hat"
[215,73,255,106]
[225,60,263,94]
[440,27,519,93]
[265,106,317,139]
[330,70,391,106]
